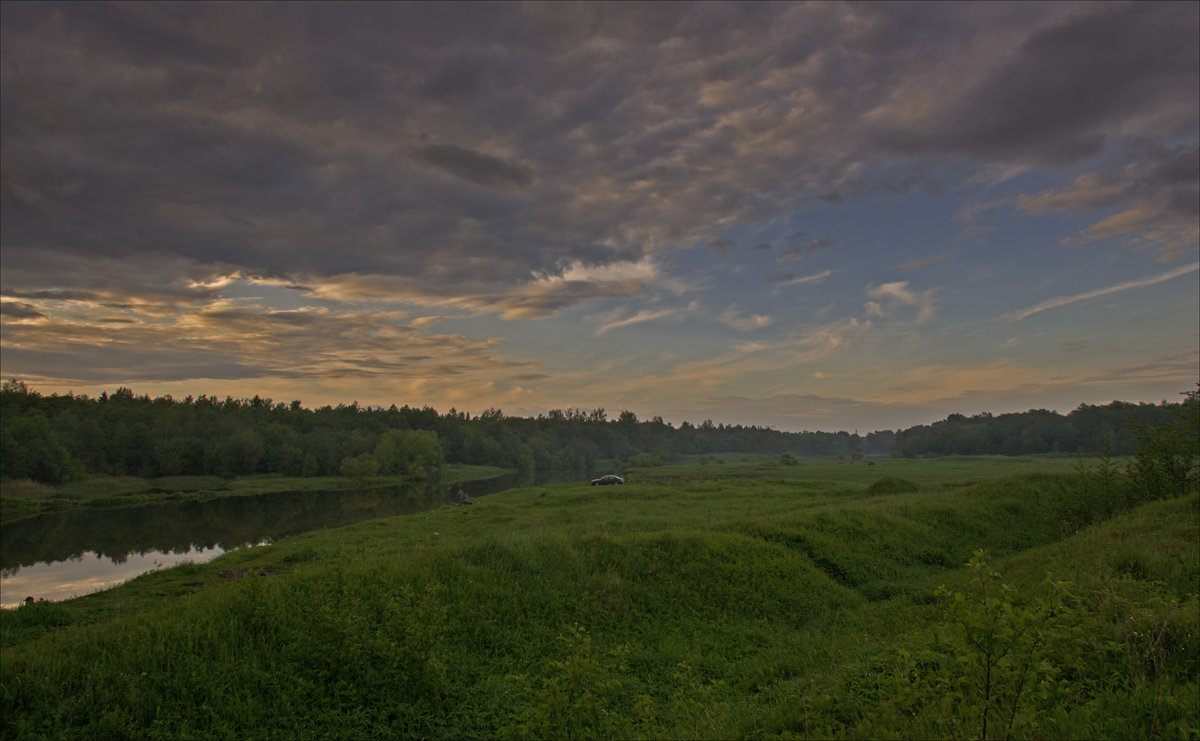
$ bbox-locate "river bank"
[0,464,515,525]
[1,465,523,606]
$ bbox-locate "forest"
[893,398,1195,457]
[0,380,890,484]
[1,379,1196,484]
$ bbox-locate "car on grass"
[590,475,624,486]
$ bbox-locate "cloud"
[411,144,534,188]
[896,249,955,272]
[778,237,839,262]
[0,295,529,392]
[864,281,937,323]
[717,305,772,331]
[768,269,833,287]
[869,3,1199,165]
[269,256,673,321]
[1,1,1194,423]
[705,238,735,254]
[3,1,1192,309]
[1002,262,1199,321]
[592,307,685,337]
[1014,144,1200,256]
[0,301,44,319]
[1015,172,1127,215]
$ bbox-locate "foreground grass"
[2,462,1196,739]
[0,464,513,525]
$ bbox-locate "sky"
[1,1,1197,433]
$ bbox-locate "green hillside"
[2,459,1197,739]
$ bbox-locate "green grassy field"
[2,458,1196,739]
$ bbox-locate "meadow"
[2,456,1197,739]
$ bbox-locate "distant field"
[627,453,1114,487]
[2,457,1195,739]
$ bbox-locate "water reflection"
[3,546,231,606]
[1,474,531,607]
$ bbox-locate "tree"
[340,452,380,478]
[1128,386,1200,499]
[373,429,444,481]
[0,411,80,483]
[205,428,265,479]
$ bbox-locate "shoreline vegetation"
[0,464,514,526]
[2,454,1197,739]
[0,455,1104,526]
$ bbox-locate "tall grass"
[2,460,1196,739]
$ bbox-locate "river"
[1,473,534,608]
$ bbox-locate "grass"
[630,453,1116,486]
[1,457,1195,739]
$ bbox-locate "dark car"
[590,475,624,485]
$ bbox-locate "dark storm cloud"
[1144,144,1200,187]
[1140,144,1200,218]
[872,2,1200,164]
[0,302,44,319]
[1,0,1194,328]
[412,144,534,188]
[2,289,101,302]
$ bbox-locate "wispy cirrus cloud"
[768,269,833,287]
[1002,262,1199,321]
[718,305,772,331]
[590,301,700,336]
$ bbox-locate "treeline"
[5,380,1195,485]
[894,398,1198,457]
[0,381,891,484]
